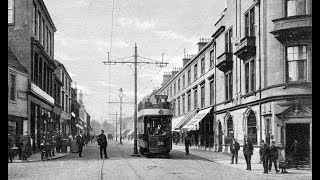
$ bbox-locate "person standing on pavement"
[76,131,85,157]
[278,147,288,173]
[260,140,270,173]
[291,140,299,169]
[230,139,240,164]
[97,130,108,159]
[185,134,190,155]
[259,140,265,164]
[20,132,32,161]
[243,137,253,170]
[268,141,280,173]
[8,133,15,163]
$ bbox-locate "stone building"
[8,0,57,151]
[156,0,312,167]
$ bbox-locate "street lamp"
[119,88,123,145]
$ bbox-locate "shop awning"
[182,107,212,131]
[171,115,185,131]
[174,110,197,130]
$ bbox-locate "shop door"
[285,123,310,163]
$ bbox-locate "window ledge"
[283,81,312,89]
[222,99,233,105]
[241,91,256,99]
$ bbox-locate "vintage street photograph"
[8,0,312,179]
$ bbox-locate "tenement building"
[157,0,312,167]
[8,0,57,151]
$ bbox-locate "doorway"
[285,123,310,164]
[218,122,222,152]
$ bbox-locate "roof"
[8,47,28,74]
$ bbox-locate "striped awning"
[171,115,185,131]
[182,107,212,131]
[174,110,197,130]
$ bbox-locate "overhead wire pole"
[102,43,168,156]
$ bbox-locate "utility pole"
[103,43,168,156]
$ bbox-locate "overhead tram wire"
[138,4,216,95]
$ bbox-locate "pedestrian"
[278,147,288,173]
[230,138,240,164]
[185,135,190,155]
[56,134,62,153]
[268,141,280,173]
[243,137,253,170]
[97,130,108,159]
[259,140,264,164]
[291,140,299,169]
[76,131,85,157]
[260,141,270,173]
[20,132,32,161]
[8,133,15,163]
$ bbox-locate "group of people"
[8,132,32,163]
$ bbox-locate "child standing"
[278,147,288,173]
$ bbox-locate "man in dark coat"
[97,130,108,159]
[230,138,240,164]
[269,141,280,173]
[243,137,253,170]
[259,140,265,164]
[185,135,190,155]
[76,131,85,157]
[260,141,270,173]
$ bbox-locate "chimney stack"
[197,37,211,52]
[183,54,195,66]
[161,72,172,86]
[171,67,179,77]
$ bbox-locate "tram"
[137,95,173,157]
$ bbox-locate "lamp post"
[119,88,123,145]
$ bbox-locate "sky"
[43,0,225,124]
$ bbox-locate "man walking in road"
[97,130,108,159]
[230,138,240,164]
[76,131,85,157]
[261,140,270,173]
[185,135,190,155]
[243,137,253,170]
[269,141,280,173]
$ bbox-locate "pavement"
[172,142,312,177]
[9,148,70,163]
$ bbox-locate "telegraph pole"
[103,43,168,156]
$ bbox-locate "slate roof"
[8,47,28,74]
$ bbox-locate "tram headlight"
[158,141,164,145]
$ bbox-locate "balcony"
[270,15,312,42]
[216,52,233,72]
[234,36,256,60]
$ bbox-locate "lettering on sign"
[17,90,27,99]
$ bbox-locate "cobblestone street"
[8,140,311,180]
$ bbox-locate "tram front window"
[146,117,170,136]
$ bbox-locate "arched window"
[247,111,257,144]
[227,117,234,141]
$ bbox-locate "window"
[170,86,172,97]
[167,89,169,96]
[201,58,205,74]
[210,80,214,105]
[182,75,185,88]
[177,97,180,116]
[200,84,205,108]
[194,89,198,110]
[182,94,185,114]
[225,71,233,101]
[42,18,45,45]
[187,91,191,112]
[247,111,257,144]
[227,117,234,143]
[46,26,49,53]
[39,58,43,89]
[33,53,39,85]
[225,28,233,52]
[62,92,65,111]
[178,79,180,91]
[9,73,16,101]
[34,5,37,36]
[174,82,176,95]
[187,70,191,85]
[286,0,311,17]
[38,12,42,42]
[8,0,14,24]
[286,45,307,82]
[245,59,255,93]
[210,50,214,68]
[43,63,47,92]
[245,8,255,37]
[194,63,198,80]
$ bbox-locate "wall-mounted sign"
[17,90,27,99]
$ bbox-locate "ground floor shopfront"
[8,115,26,141]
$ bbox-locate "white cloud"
[118,17,156,30]
[55,51,75,62]
[75,0,90,7]
[76,84,95,95]
[114,41,129,48]
[91,81,117,88]
[154,30,197,43]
